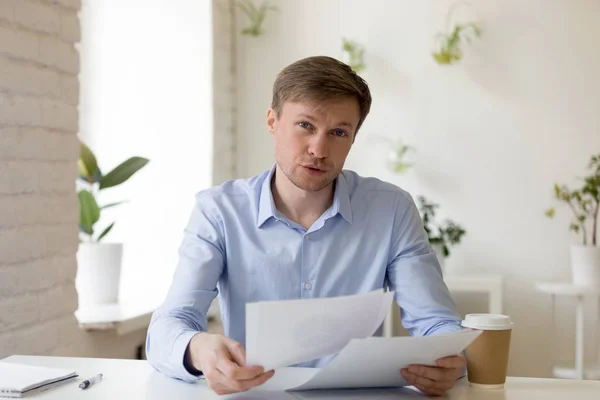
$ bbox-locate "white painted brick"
[0,161,40,194]
[0,194,77,227]
[59,10,79,43]
[0,1,14,22]
[40,97,78,131]
[39,283,78,322]
[0,315,62,357]
[0,26,39,62]
[0,58,77,104]
[0,292,39,331]
[13,0,61,35]
[39,161,77,194]
[0,160,76,195]
[0,93,43,126]
[0,126,78,161]
[58,74,78,105]
[39,35,79,74]
[40,0,81,11]
[0,254,76,297]
[0,225,78,264]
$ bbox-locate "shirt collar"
[256,165,353,228]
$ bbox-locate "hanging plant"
[432,3,481,65]
[237,0,278,37]
[341,38,366,73]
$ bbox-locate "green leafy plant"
[389,141,414,174]
[77,140,149,242]
[237,0,277,37]
[433,22,481,65]
[417,195,466,257]
[341,38,366,73]
[432,2,481,65]
[545,154,600,246]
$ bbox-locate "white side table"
[383,274,504,337]
[535,282,600,380]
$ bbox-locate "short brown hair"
[271,56,372,135]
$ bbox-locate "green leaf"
[545,208,555,218]
[78,190,100,233]
[97,222,115,242]
[79,141,101,183]
[570,223,580,233]
[101,201,128,210]
[99,157,149,190]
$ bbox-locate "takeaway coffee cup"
[461,314,513,388]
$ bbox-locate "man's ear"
[266,108,277,136]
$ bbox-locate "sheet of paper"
[288,329,482,391]
[246,289,394,371]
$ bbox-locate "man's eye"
[298,122,311,129]
[333,129,346,137]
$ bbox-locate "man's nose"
[308,133,329,158]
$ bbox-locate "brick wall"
[0,0,84,358]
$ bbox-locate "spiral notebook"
[0,362,78,398]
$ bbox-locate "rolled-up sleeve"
[146,192,225,382]
[386,193,462,337]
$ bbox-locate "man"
[146,56,465,396]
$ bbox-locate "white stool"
[535,282,600,380]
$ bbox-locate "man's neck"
[271,166,335,230]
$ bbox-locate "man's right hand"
[186,332,275,395]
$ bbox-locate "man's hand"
[400,354,466,397]
[186,333,275,395]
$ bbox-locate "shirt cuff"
[172,330,203,382]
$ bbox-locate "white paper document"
[251,330,481,392]
[246,289,394,371]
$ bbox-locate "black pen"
[79,373,103,390]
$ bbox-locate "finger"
[436,354,466,369]
[407,365,445,382]
[205,367,247,393]
[216,352,264,381]
[209,368,275,393]
[223,338,247,367]
[414,383,444,397]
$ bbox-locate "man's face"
[267,98,360,192]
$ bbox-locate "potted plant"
[76,140,149,309]
[545,154,600,285]
[341,38,366,73]
[417,195,466,273]
[432,2,481,65]
[237,0,277,37]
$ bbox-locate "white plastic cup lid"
[461,313,514,330]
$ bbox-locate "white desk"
[2,355,599,399]
[383,274,504,337]
[535,282,600,380]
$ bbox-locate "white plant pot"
[76,243,123,309]
[569,245,600,286]
[432,243,446,274]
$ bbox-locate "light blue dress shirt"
[146,165,462,382]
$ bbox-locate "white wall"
[235,0,600,377]
[78,0,213,303]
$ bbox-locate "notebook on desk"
[0,362,78,398]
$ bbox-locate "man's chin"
[291,177,333,192]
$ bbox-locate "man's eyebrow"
[297,113,355,128]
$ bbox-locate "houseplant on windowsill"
[545,154,600,285]
[76,140,149,309]
[417,195,466,274]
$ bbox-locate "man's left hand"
[400,354,466,397]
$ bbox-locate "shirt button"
[304,282,312,290]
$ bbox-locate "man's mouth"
[302,165,327,175]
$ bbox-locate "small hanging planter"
[341,38,366,73]
[237,0,278,37]
[432,3,481,65]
